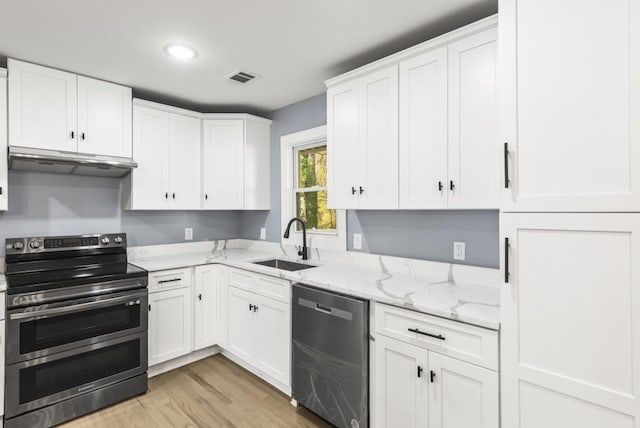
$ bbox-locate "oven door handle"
[10,295,143,320]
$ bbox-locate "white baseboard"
[146,346,292,399]
[148,346,220,378]
[221,350,291,396]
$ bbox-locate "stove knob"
[101,236,111,245]
[29,240,41,249]
[12,241,24,250]
[114,236,123,244]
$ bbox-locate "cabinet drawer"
[149,268,192,293]
[375,303,498,370]
[228,268,289,303]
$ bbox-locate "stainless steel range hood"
[8,147,137,178]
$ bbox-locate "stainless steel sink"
[252,258,316,271]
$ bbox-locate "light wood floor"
[60,354,330,428]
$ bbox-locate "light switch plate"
[185,228,193,241]
[260,227,266,240]
[353,233,362,250]
[453,241,465,261]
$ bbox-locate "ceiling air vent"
[227,69,260,85]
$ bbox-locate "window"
[281,126,346,251]
[295,144,337,232]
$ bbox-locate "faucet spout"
[283,217,308,260]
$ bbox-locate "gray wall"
[239,94,328,242]
[347,210,498,268]
[238,93,500,268]
[0,171,240,256]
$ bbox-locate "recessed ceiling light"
[164,44,198,61]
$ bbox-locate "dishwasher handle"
[297,297,354,321]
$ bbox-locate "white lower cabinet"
[374,303,499,428]
[227,284,291,388]
[428,352,499,428]
[193,265,221,351]
[148,271,193,366]
[375,335,429,428]
[501,213,640,427]
[0,292,5,419]
[227,286,255,362]
[150,264,291,390]
[253,293,290,385]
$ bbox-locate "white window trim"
[281,125,346,251]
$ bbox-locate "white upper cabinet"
[399,47,448,209]
[125,104,270,211]
[0,72,7,211]
[8,59,132,158]
[327,79,360,209]
[77,76,132,158]
[168,113,201,209]
[500,0,640,211]
[201,115,271,210]
[123,102,200,210]
[202,119,245,209]
[447,27,498,209]
[123,105,169,209]
[328,17,498,210]
[501,213,640,427]
[327,64,399,209]
[359,66,399,209]
[8,59,77,152]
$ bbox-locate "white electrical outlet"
[260,227,266,240]
[353,233,362,250]
[185,227,193,241]
[453,241,466,261]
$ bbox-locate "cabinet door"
[0,76,7,211]
[226,286,256,363]
[428,352,498,428]
[194,265,219,351]
[168,113,201,209]
[148,287,193,366]
[375,335,428,428]
[0,320,5,416]
[501,213,640,427]
[217,266,229,349]
[244,119,271,209]
[254,294,290,387]
[77,76,132,157]
[202,120,244,209]
[358,65,399,209]
[399,47,448,209]
[8,59,77,152]
[130,106,169,209]
[500,0,640,211]
[447,27,498,209]
[327,80,360,209]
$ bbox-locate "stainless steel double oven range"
[4,234,149,428]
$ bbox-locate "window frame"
[281,125,346,251]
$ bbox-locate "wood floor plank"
[60,354,330,428]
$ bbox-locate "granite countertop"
[129,241,500,330]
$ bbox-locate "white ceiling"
[0,0,497,114]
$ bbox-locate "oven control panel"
[5,234,128,255]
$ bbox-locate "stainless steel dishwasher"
[292,283,369,428]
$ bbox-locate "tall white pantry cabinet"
[499,0,640,427]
